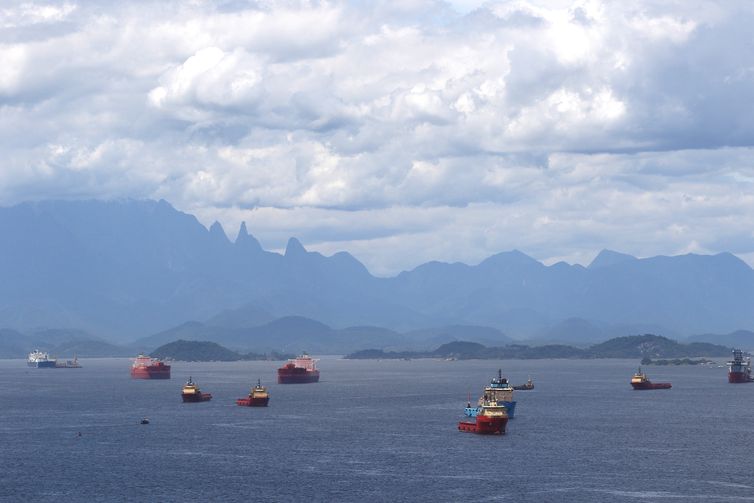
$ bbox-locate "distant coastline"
[344,335,731,360]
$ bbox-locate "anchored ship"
[465,369,517,418]
[181,376,212,402]
[236,379,270,407]
[513,377,534,391]
[458,398,508,435]
[27,350,57,368]
[56,355,81,368]
[277,353,319,384]
[130,353,171,379]
[728,349,754,383]
[630,368,671,390]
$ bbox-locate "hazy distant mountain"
[1,199,754,344]
[0,327,130,358]
[687,330,754,351]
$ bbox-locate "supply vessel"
[56,356,81,368]
[236,379,270,407]
[465,369,516,418]
[630,368,671,390]
[131,353,171,379]
[277,353,319,384]
[181,376,212,402]
[27,350,57,368]
[728,349,754,383]
[458,399,508,435]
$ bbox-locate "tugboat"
[728,349,754,383]
[236,379,270,407]
[130,353,171,379]
[277,353,319,384]
[181,376,212,403]
[465,369,517,418]
[27,350,57,368]
[630,368,671,390]
[458,398,508,435]
[513,377,534,391]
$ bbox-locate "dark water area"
[2,357,754,502]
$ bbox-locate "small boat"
[630,368,671,390]
[140,418,150,425]
[181,376,212,403]
[236,379,270,407]
[513,377,534,391]
[458,399,508,435]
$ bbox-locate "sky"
[1,0,754,275]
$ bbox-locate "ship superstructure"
[27,350,57,368]
[728,349,754,383]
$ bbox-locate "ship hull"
[631,382,671,390]
[28,361,57,368]
[465,400,516,418]
[131,367,171,379]
[728,371,754,383]
[182,393,212,403]
[236,396,269,407]
[277,370,319,384]
[458,415,508,435]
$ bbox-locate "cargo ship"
[277,353,319,384]
[181,376,212,402]
[56,355,81,368]
[27,350,57,368]
[236,379,270,407]
[630,368,671,390]
[728,349,754,383]
[465,369,517,418]
[458,399,508,435]
[130,353,171,379]
[513,377,534,391]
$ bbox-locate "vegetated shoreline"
[344,335,733,361]
[149,340,292,362]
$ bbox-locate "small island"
[150,340,291,362]
[640,357,716,366]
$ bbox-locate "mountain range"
[1,199,754,349]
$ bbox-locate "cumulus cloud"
[1,0,754,274]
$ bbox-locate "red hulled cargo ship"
[458,399,508,435]
[630,368,671,390]
[131,353,171,379]
[728,349,754,383]
[236,379,270,407]
[277,353,319,384]
[181,376,212,402]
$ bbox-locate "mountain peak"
[209,221,229,243]
[235,222,262,252]
[285,237,307,257]
[588,249,637,269]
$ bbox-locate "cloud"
[1,0,754,274]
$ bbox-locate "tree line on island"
[148,334,732,362]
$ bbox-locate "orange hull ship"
[277,353,319,384]
[181,377,212,402]
[236,380,269,407]
[630,368,671,390]
[131,353,171,379]
[458,399,508,435]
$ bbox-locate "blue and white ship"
[27,350,57,368]
[465,369,517,418]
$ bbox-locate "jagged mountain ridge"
[1,199,753,342]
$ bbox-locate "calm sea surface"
[2,357,753,502]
